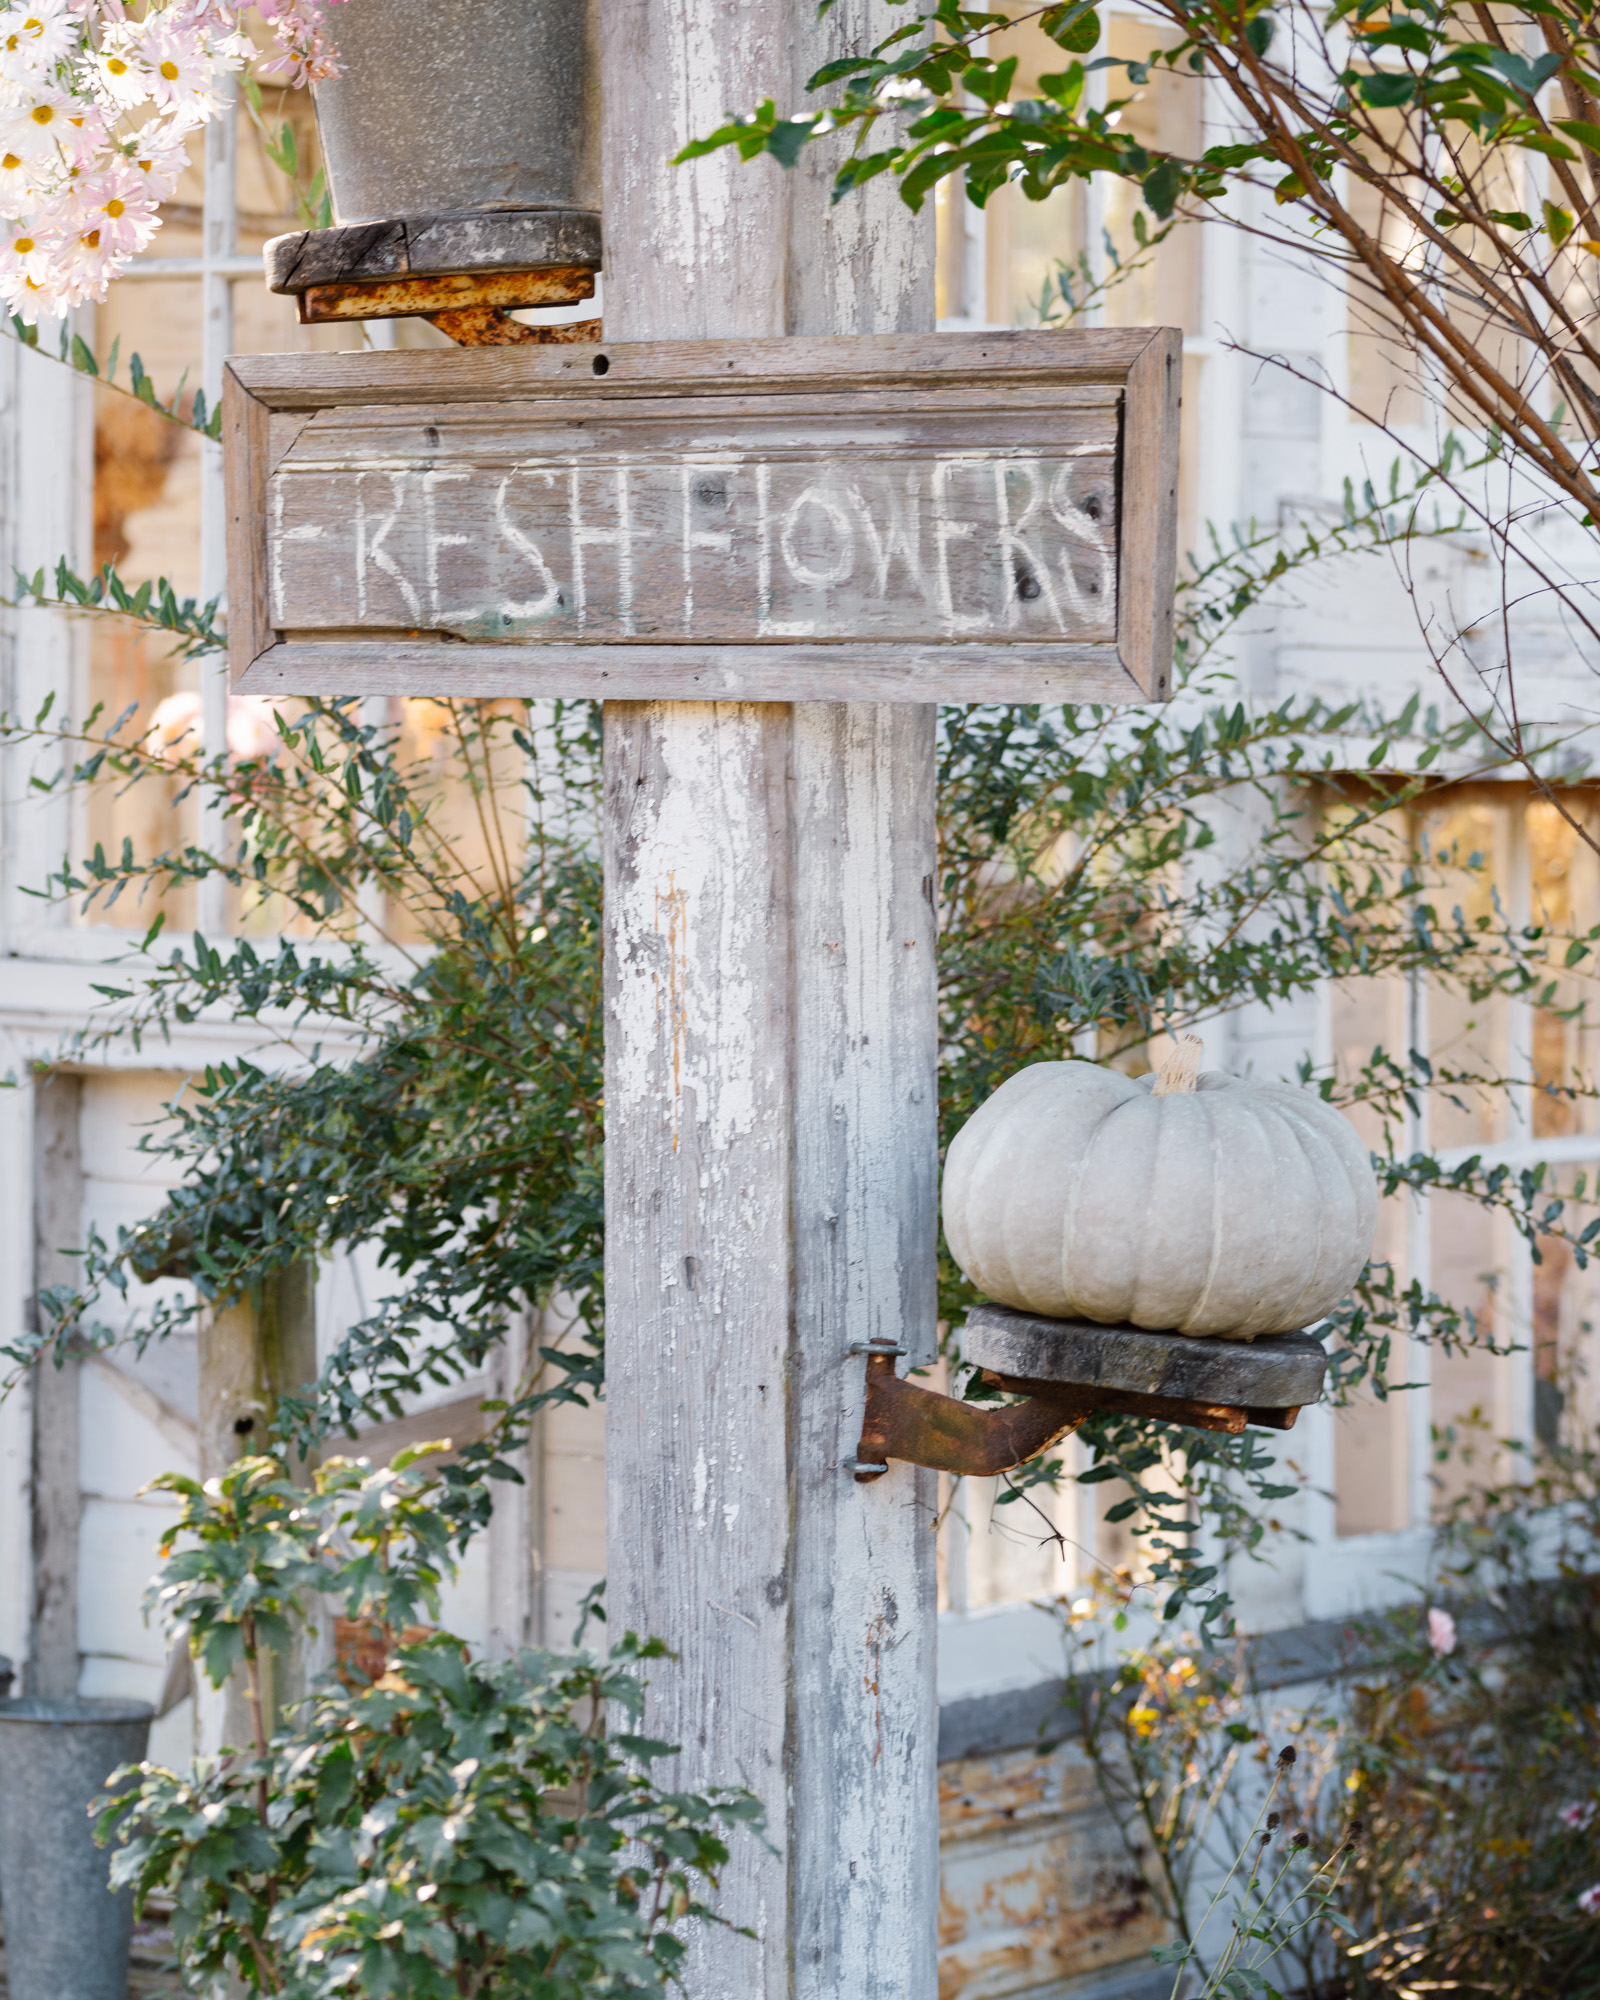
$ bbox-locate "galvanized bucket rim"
[0,1696,155,1726]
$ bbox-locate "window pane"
[1418,792,1513,1151]
[1331,966,1411,1533]
[1529,795,1600,1141]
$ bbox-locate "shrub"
[98,1452,759,1998]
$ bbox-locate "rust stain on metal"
[296,265,596,323]
[852,1349,1086,1484]
[939,1739,1169,1998]
[428,306,603,346]
[851,1348,1304,1485]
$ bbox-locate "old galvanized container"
[311,0,599,225]
[0,1696,153,2000]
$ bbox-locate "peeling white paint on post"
[601,2,939,1993]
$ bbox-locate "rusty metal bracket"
[848,1341,1312,1486]
[285,268,603,347]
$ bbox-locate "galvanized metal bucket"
[0,1696,153,2000]
[311,0,599,225]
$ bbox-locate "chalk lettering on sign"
[994,461,1069,634]
[681,460,736,634]
[268,446,1119,644]
[931,457,984,638]
[355,470,422,623]
[850,470,926,602]
[755,461,814,638]
[780,483,856,593]
[270,481,325,624]
[1047,463,1116,623]
[569,464,635,637]
[423,468,470,620]
[496,468,563,621]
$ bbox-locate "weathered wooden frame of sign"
[224,328,1180,703]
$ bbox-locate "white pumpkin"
[942,1043,1377,1339]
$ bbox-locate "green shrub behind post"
[100,1450,760,1998]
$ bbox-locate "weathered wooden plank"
[224,364,274,685]
[237,638,1143,702]
[223,324,1179,700]
[600,2,942,1995]
[787,700,941,1989]
[265,445,1118,643]
[1118,327,1183,699]
[227,327,1175,409]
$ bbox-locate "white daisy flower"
[138,22,221,127]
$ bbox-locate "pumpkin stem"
[1151,1034,1204,1096]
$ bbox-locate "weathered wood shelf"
[963,1304,1330,1409]
[847,1306,1328,1484]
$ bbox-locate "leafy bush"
[1065,1431,1600,1997]
[98,1452,759,1998]
[9,478,1600,1632]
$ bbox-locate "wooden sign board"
[224,328,1180,704]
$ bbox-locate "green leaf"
[1142,157,1184,218]
[1358,71,1416,107]
[1044,2,1100,55]
[766,114,823,169]
[1484,47,1563,96]
[1554,117,1600,153]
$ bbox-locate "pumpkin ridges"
[1224,1094,1331,1338]
[1265,1094,1367,1331]
[942,1058,1378,1340]
[1180,1085,1233,1337]
[1067,1085,1170,1325]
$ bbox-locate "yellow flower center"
[84,229,99,248]
[2,154,21,171]
[107,56,127,75]
[106,198,124,218]
[159,59,178,81]
[16,237,33,253]
[30,104,52,125]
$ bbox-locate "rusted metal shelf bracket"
[846,1315,1323,1486]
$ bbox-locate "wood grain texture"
[962,1307,1329,1407]
[601,4,940,1996]
[786,701,940,1987]
[225,327,1168,407]
[238,639,1143,702]
[1118,326,1183,697]
[223,361,273,683]
[225,327,1177,698]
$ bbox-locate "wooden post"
[600,5,939,1993]
[195,1263,319,1750]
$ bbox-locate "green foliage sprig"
[6,313,227,437]
[4,694,605,1536]
[7,561,224,656]
[8,460,1598,1634]
[101,1451,759,1998]
[1062,1427,1600,1996]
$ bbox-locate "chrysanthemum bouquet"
[0,0,342,323]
